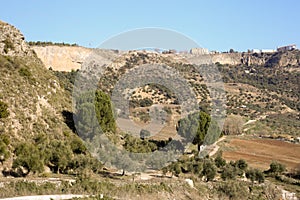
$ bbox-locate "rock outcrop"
[32,46,92,71]
[0,20,34,57]
[265,50,300,67]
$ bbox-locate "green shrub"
[202,159,216,181]
[13,143,45,174]
[215,154,226,168]
[0,101,9,118]
[3,38,14,53]
[246,168,265,183]
[235,159,248,171]
[221,164,237,180]
[0,140,10,163]
[70,137,87,154]
[269,161,286,175]
[19,67,32,77]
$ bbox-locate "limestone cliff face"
[211,53,242,65]
[32,46,92,71]
[265,50,300,67]
[32,45,300,71]
[211,51,300,67]
[0,21,34,57]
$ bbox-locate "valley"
[0,20,299,199]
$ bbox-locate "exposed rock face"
[265,50,300,67]
[211,51,300,67]
[0,20,34,57]
[241,53,270,66]
[32,46,92,71]
[211,53,242,65]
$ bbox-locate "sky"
[1,0,299,52]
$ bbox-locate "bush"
[45,140,73,174]
[0,101,9,118]
[269,161,286,175]
[246,168,265,183]
[215,154,226,168]
[70,137,87,154]
[235,159,248,171]
[221,164,237,180]
[19,67,32,77]
[3,38,14,53]
[139,98,153,107]
[13,143,45,174]
[0,140,10,163]
[202,159,216,181]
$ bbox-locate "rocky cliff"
[0,21,34,57]
[32,46,92,71]
[32,46,300,72]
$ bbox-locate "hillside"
[0,21,69,139]
[0,21,102,179]
[0,20,300,199]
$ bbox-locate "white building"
[251,49,276,53]
[190,48,209,55]
[277,44,297,52]
[261,49,276,53]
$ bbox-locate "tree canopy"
[177,111,220,150]
[75,90,116,140]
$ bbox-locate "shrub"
[246,168,265,183]
[235,159,248,171]
[13,143,45,174]
[215,154,226,168]
[221,164,237,180]
[139,98,153,107]
[0,101,9,118]
[3,38,14,53]
[202,159,216,181]
[269,161,286,175]
[0,140,10,163]
[18,67,32,77]
[70,137,87,154]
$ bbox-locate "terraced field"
[222,137,300,170]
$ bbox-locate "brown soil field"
[222,138,300,171]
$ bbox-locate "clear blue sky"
[1,0,299,52]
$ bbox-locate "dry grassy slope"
[81,49,298,137]
[0,22,73,142]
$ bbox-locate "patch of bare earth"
[222,138,300,170]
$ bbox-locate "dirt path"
[208,136,226,157]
